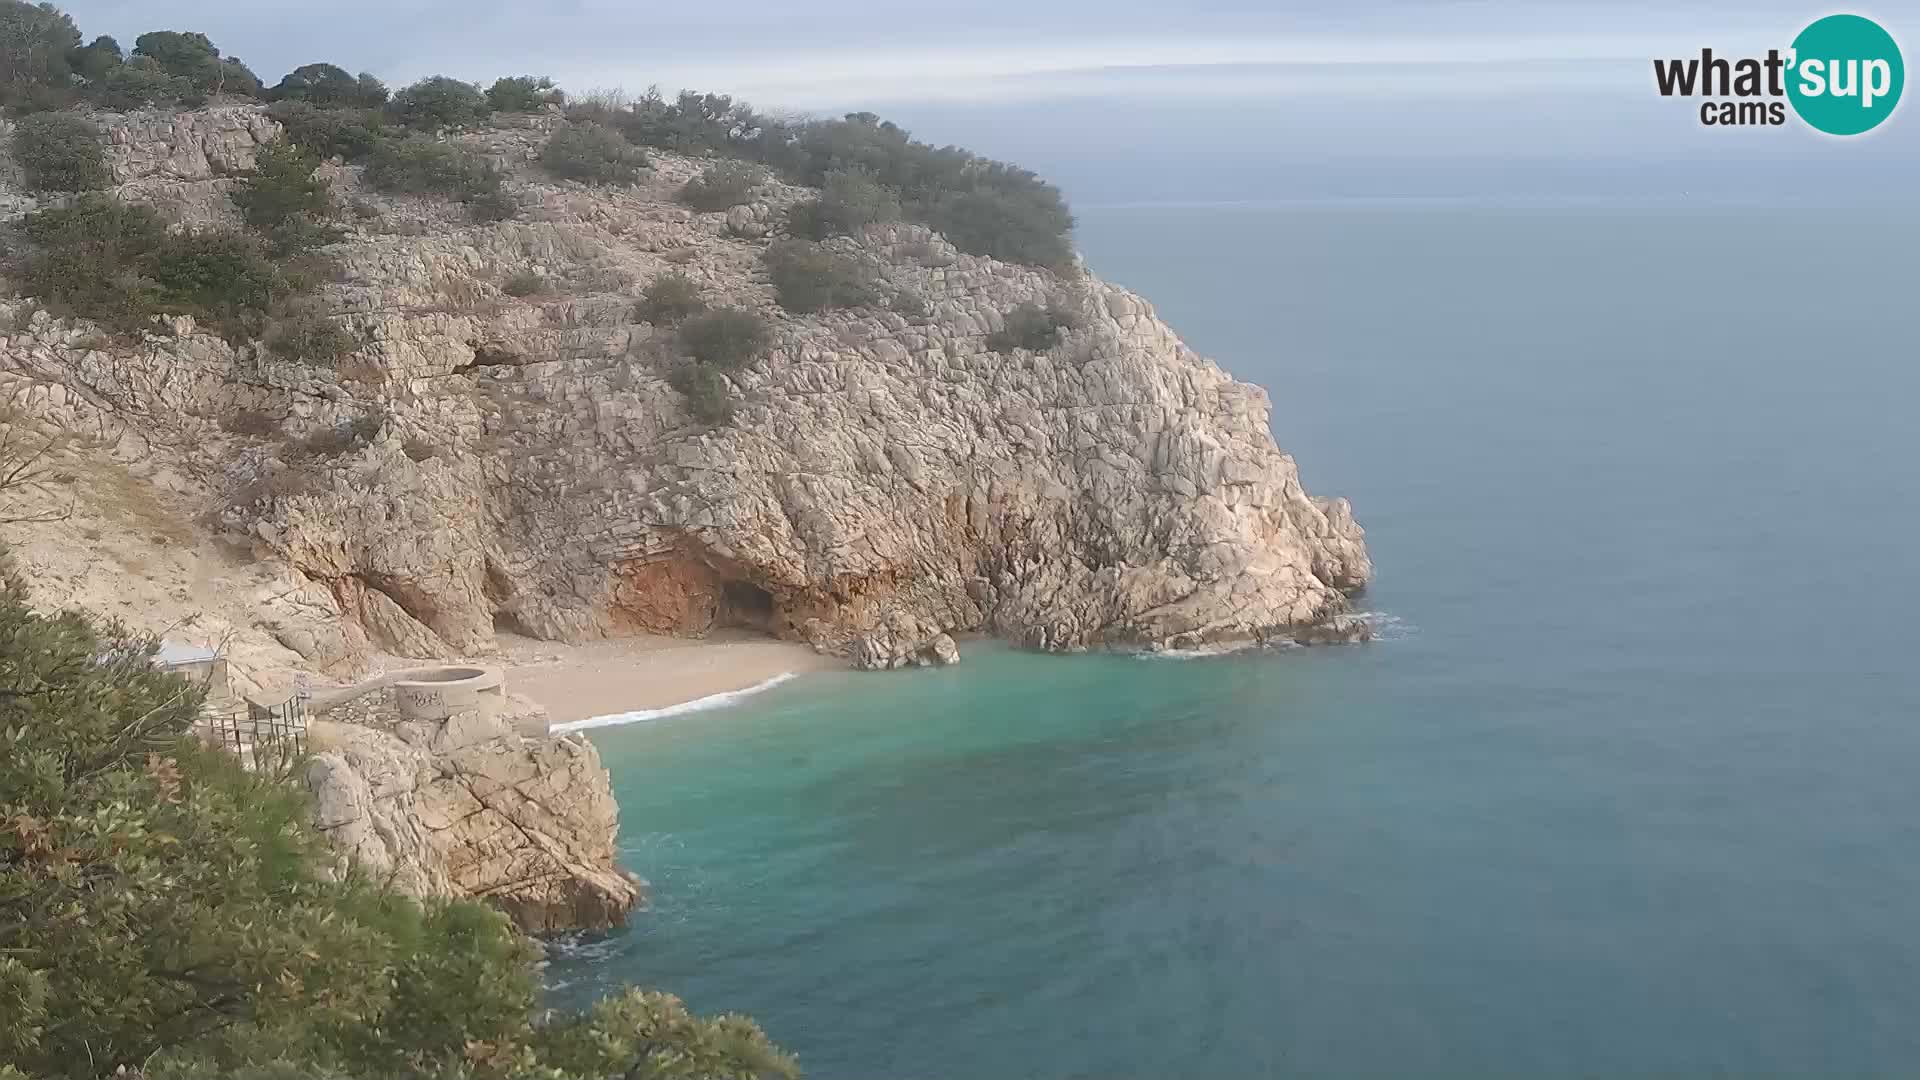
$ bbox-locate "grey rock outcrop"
[303,695,642,931]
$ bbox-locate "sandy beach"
[498,631,839,725]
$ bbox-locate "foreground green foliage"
[10,112,107,191]
[0,568,799,1079]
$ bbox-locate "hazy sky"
[52,1,1831,107]
[50,1,1916,203]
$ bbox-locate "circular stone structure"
[391,666,506,721]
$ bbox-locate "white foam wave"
[1349,612,1416,641]
[552,672,797,734]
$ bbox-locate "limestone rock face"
[303,697,642,932]
[0,105,1371,673]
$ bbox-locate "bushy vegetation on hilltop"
[765,240,880,314]
[786,167,900,240]
[576,90,1076,269]
[488,74,563,113]
[2,0,1074,269]
[0,561,800,1080]
[540,122,648,185]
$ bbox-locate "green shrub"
[532,987,797,1078]
[679,307,769,370]
[146,229,289,340]
[539,123,646,185]
[501,269,547,297]
[232,137,341,254]
[890,290,931,318]
[635,271,705,324]
[264,306,353,365]
[986,300,1081,353]
[18,195,168,330]
[264,100,385,162]
[130,31,219,92]
[787,167,899,239]
[466,185,518,223]
[388,75,489,132]
[668,362,734,425]
[678,160,766,212]
[920,186,1075,271]
[92,56,188,108]
[10,112,108,192]
[614,88,767,155]
[0,0,81,108]
[365,136,502,202]
[486,74,561,112]
[216,57,262,98]
[1,80,77,114]
[17,196,291,339]
[533,87,1077,269]
[764,240,879,314]
[269,62,386,107]
[68,33,123,83]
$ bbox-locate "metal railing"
[204,694,310,776]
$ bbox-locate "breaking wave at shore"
[551,673,799,734]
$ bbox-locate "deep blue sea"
[548,203,1920,1078]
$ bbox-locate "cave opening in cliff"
[493,610,537,638]
[717,579,777,634]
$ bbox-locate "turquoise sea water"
[548,204,1920,1078]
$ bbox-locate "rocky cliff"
[0,103,1368,922]
[0,105,1370,675]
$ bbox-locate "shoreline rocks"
[303,693,642,932]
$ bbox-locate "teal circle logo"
[1787,14,1904,135]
